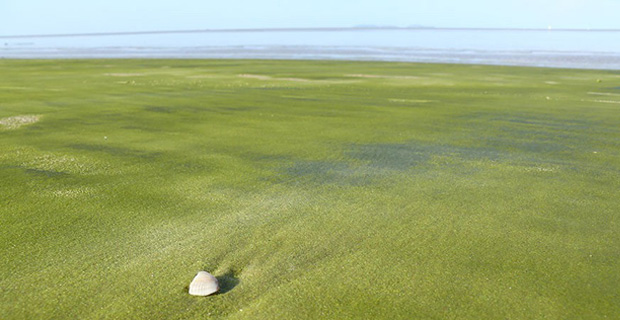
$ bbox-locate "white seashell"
[189,271,219,296]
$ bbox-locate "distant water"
[2,29,620,69]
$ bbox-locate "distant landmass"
[1,26,619,39]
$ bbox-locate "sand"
[0,115,40,129]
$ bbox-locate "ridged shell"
[189,271,219,296]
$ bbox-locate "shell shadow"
[216,271,240,295]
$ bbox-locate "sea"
[2,28,620,69]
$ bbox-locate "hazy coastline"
[2,28,620,70]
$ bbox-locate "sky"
[1,0,620,36]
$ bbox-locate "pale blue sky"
[1,0,620,35]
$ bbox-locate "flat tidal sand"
[0,59,619,319]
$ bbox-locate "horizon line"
[2,26,620,39]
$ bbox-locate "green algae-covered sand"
[1,59,619,319]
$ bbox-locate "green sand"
[1,59,619,319]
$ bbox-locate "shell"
[189,271,219,296]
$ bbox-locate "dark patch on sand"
[69,144,161,160]
[349,143,431,170]
[143,105,257,114]
[1,165,68,178]
[144,106,175,113]
[24,168,68,177]
[349,142,508,170]
[282,160,374,186]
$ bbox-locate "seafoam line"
[587,92,620,96]
[589,99,620,104]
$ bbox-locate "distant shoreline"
[3,46,620,70]
[2,26,620,39]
